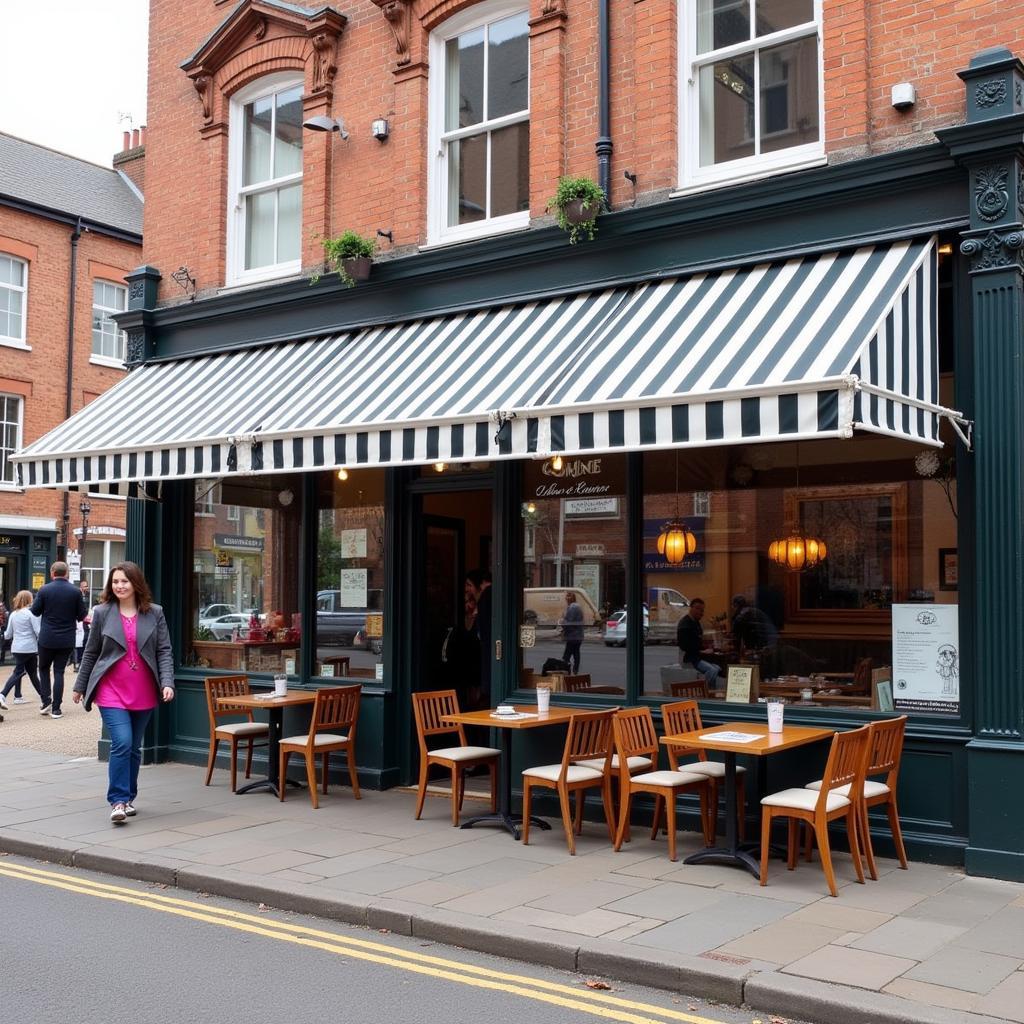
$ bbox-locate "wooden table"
[442,705,577,839]
[216,691,316,797]
[661,721,835,877]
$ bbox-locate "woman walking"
[73,562,174,824]
[0,591,42,708]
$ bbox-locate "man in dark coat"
[31,561,87,719]
[676,597,719,689]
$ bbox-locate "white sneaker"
[110,803,127,824]
[0,694,7,710]
[12,697,25,705]
[124,803,137,817]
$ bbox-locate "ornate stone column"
[938,47,1024,880]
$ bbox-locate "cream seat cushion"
[216,722,269,736]
[761,788,850,813]
[428,745,500,762]
[281,732,350,746]
[523,764,603,784]
[576,754,652,772]
[805,779,891,799]
[676,761,746,779]
[630,770,707,787]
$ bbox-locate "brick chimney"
[113,125,146,194]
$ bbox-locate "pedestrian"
[559,590,585,673]
[0,597,8,666]
[76,579,92,667]
[31,561,87,719]
[0,591,42,708]
[73,561,175,825]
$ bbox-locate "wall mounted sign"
[892,603,959,714]
[214,533,264,552]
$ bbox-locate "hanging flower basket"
[341,256,372,283]
[564,198,598,225]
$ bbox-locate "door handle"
[495,639,502,661]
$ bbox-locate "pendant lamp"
[768,442,826,571]
[656,451,697,564]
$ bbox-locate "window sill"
[89,355,126,369]
[673,154,827,199]
[421,218,531,253]
[0,339,30,352]
[221,264,304,294]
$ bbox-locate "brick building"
[16,1,1024,877]
[0,132,143,604]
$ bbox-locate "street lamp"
[79,498,92,580]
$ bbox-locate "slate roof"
[0,132,143,237]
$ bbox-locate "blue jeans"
[694,659,721,689]
[98,706,154,806]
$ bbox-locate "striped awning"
[14,236,969,494]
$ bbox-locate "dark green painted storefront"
[106,49,1024,881]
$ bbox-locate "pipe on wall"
[59,217,83,559]
[595,0,613,204]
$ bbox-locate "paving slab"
[954,905,1024,959]
[974,971,1024,1023]
[600,880,725,919]
[716,919,846,964]
[785,900,893,933]
[851,916,968,960]
[884,977,981,1013]
[782,943,918,990]
[904,946,1023,995]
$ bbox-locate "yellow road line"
[0,861,724,1024]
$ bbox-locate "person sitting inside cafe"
[730,594,778,657]
[676,597,719,689]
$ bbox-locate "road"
[0,856,774,1024]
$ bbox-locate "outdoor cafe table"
[216,690,316,798]
[660,721,835,878]
[441,705,577,840]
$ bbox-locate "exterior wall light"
[303,115,349,139]
[371,118,390,141]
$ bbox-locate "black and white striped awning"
[14,236,969,494]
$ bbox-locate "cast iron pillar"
[938,47,1024,880]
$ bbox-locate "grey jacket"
[4,607,40,654]
[74,602,174,712]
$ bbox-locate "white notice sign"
[340,529,367,559]
[340,568,368,608]
[892,603,959,714]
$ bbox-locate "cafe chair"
[562,674,594,692]
[804,715,908,878]
[522,709,617,855]
[760,725,871,897]
[661,700,746,841]
[669,679,709,700]
[279,685,362,808]
[412,690,499,826]
[611,707,712,861]
[203,675,270,792]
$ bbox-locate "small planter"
[564,198,598,225]
[342,256,372,283]
[550,176,606,244]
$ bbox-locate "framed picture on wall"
[938,548,958,591]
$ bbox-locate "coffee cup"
[767,699,785,733]
[273,673,287,697]
[536,687,551,714]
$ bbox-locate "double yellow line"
[0,860,723,1024]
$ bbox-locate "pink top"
[94,612,158,711]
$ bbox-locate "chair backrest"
[849,657,874,695]
[867,715,907,787]
[204,675,254,727]
[611,707,658,784]
[670,678,708,699]
[563,674,593,692]
[313,685,362,736]
[412,690,466,756]
[562,708,616,776]
[660,699,707,767]
[817,725,870,811]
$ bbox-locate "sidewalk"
[1,745,1022,1024]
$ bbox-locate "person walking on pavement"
[0,597,8,666]
[31,561,87,719]
[73,561,175,825]
[560,590,585,674]
[0,591,41,708]
[76,579,92,668]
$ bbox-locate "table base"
[234,777,306,798]
[459,812,552,840]
[684,841,787,878]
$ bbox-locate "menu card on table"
[725,665,760,703]
[699,731,764,743]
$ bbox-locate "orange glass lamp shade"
[657,521,697,564]
[768,534,827,571]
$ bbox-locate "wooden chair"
[805,715,908,878]
[669,679,708,699]
[412,690,499,826]
[760,725,870,897]
[522,709,617,855]
[203,675,270,792]
[611,707,712,861]
[661,700,747,841]
[562,674,593,692]
[279,685,362,808]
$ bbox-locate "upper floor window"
[228,76,303,285]
[91,280,127,363]
[428,4,530,245]
[0,254,27,345]
[681,0,822,190]
[0,394,23,487]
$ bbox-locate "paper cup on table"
[273,673,288,697]
[767,699,785,733]
[536,687,551,715]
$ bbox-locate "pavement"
[0,686,97,757]
[1,722,1023,1024]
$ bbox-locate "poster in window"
[938,548,958,591]
[891,603,959,714]
[339,568,368,608]
[341,529,367,559]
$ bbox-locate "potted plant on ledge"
[321,230,376,286]
[550,176,606,244]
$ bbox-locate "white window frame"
[427,1,531,246]
[226,73,304,287]
[0,394,24,490]
[692,491,711,518]
[91,279,128,366]
[677,0,824,194]
[0,254,29,349]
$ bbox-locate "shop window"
[315,468,387,684]
[91,280,127,364]
[0,254,27,345]
[519,454,627,698]
[187,476,302,677]
[80,538,126,605]
[681,0,822,190]
[428,3,530,245]
[227,75,303,286]
[0,394,23,487]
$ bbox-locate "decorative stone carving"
[976,78,1007,108]
[1017,79,1023,107]
[310,31,338,92]
[960,229,1024,273]
[1018,168,1024,219]
[370,0,413,67]
[541,0,566,15]
[126,332,147,366]
[974,164,1010,222]
[254,16,267,39]
[193,74,213,123]
[128,280,145,304]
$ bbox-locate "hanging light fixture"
[550,453,564,472]
[433,461,447,473]
[337,467,349,481]
[656,450,697,565]
[768,442,827,571]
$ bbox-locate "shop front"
[12,52,1024,880]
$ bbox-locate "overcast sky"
[0,2,148,167]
